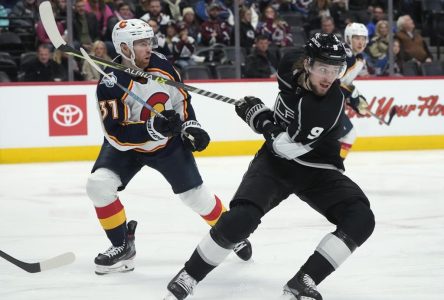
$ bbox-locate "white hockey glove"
[348,89,370,116]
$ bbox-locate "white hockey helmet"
[344,23,369,45]
[112,19,158,62]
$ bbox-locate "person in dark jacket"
[21,44,64,82]
[239,6,256,54]
[244,35,278,78]
[73,0,99,51]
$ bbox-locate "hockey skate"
[164,267,197,300]
[94,220,137,275]
[282,271,323,300]
[233,239,252,261]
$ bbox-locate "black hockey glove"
[235,96,274,133]
[146,110,183,141]
[181,120,210,152]
[262,122,285,154]
[348,89,370,116]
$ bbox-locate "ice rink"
[0,150,443,300]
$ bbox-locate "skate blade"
[95,259,135,275]
[163,291,180,300]
[278,292,296,300]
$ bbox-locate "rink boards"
[0,77,443,163]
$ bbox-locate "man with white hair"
[395,15,432,64]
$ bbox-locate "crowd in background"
[0,0,443,82]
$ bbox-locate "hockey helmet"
[305,33,346,65]
[112,19,158,62]
[344,22,369,45]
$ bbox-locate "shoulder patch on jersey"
[345,47,353,57]
[100,72,117,88]
[152,51,167,60]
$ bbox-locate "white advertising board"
[0,78,443,150]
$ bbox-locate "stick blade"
[39,252,76,272]
[39,1,66,48]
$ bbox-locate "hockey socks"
[201,195,227,226]
[95,198,127,246]
[300,230,357,284]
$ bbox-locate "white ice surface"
[0,151,443,300]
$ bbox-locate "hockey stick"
[79,48,194,142]
[38,1,241,106]
[367,106,397,126]
[0,250,75,273]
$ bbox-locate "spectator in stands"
[395,15,433,64]
[180,7,201,43]
[82,40,111,80]
[165,21,178,58]
[9,0,39,33]
[367,20,389,75]
[239,5,256,53]
[54,0,67,21]
[139,0,171,34]
[84,0,114,39]
[257,5,292,47]
[244,34,278,78]
[21,44,64,82]
[73,0,99,52]
[306,0,333,33]
[135,0,150,19]
[195,0,230,23]
[200,3,232,46]
[380,37,404,76]
[53,49,84,81]
[348,0,371,24]
[147,18,172,60]
[172,23,197,70]
[105,2,134,40]
[366,5,385,39]
[163,0,184,21]
[320,16,343,40]
[329,0,349,31]
[0,4,9,32]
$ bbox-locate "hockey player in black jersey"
[86,19,251,275]
[164,33,375,300]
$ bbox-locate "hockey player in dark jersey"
[164,33,375,300]
[339,22,371,158]
[86,19,251,275]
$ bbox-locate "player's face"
[308,61,343,96]
[351,35,367,53]
[133,38,153,68]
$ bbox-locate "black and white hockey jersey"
[273,70,346,172]
[96,52,195,153]
[340,43,366,98]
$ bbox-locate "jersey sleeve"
[96,74,151,146]
[271,92,318,160]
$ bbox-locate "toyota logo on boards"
[53,104,83,127]
[48,95,88,136]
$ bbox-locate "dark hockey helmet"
[304,33,346,66]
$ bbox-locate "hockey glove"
[262,122,285,155]
[181,120,210,152]
[235,96,274,133]
[146,110,183,141]
[348,89,370,116]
